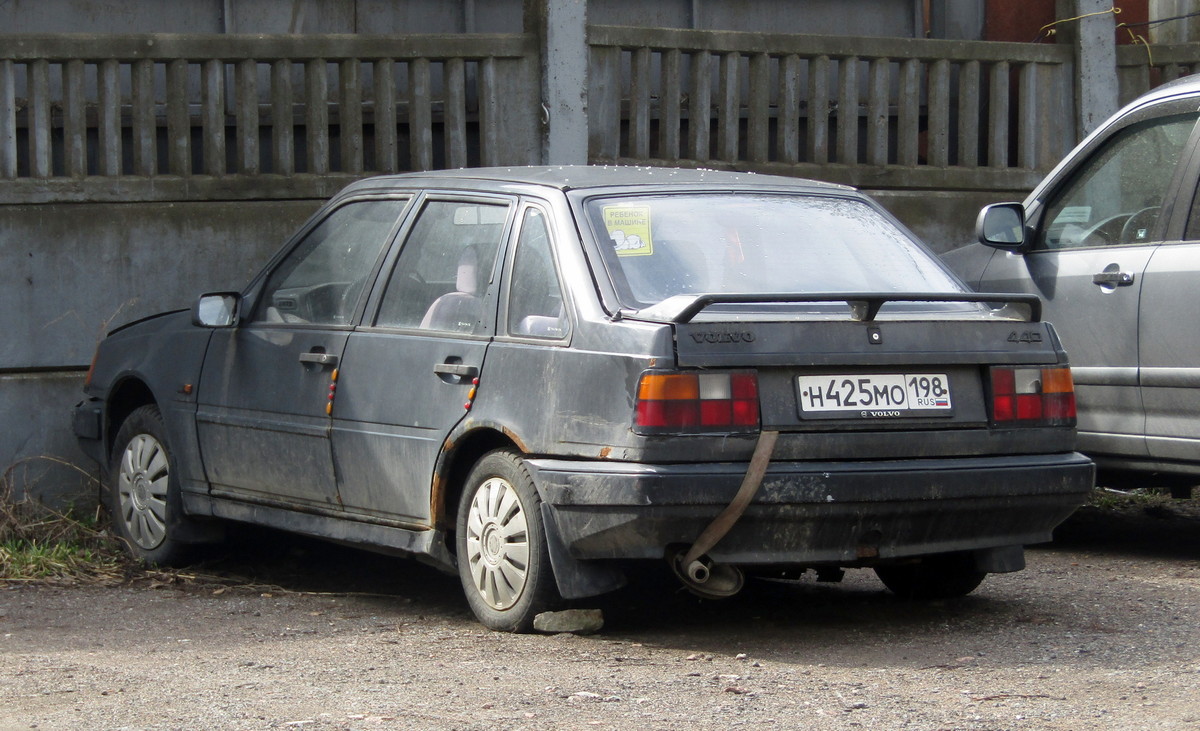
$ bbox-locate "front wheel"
[107,404,197,566]
[456,450,560,632]
[874,552,987,600]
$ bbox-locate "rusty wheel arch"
[431,426,524,533]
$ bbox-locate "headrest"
[456,246,479,294]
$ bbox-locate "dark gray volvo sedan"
[74,167,1093,631]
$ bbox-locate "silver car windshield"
[584,193,965,309]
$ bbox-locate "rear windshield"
[583,192,964,309]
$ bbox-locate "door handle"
[298,352,339,367]
[434,362,478,379]
[1092,271,1135,287]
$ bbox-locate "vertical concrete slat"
[479,57,499,167]
[660,48,681,162]
[98,59,121,176]
[30,59,51,178]
[339,58,362,174]
[897,58,919,167]
[747,52,770,164]
[836,56,859,165]
[271,60,294,176]
[629,47,652,160]
[866,57,889,166]
[445,57,467,169]
[927,58,950,167]
[0,60,14,178]
[988,61,1009,169]
[373,59,397,173]
[237,59,260,174]
[808,55,829,164]
[1017,62,1037,169]
[778,54,800,164]
[588,45,621,161]
[958,60,980,168]
[63,60,87,177]
[717,51,739,163]
[202,58,227,175]
[132,58,155,176]
[167,59,192,176]
[409,57,433,172]
[306,58,329,175]
[687,50,711,161]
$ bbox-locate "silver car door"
[1140,215,1200,464]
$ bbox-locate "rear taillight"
[989,366,1076,427]
[634,371,760,434]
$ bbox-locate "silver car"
[944,75,1200,497]
[75,167,1092,631]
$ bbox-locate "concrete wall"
[1,200,323,505]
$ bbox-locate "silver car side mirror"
[977,203,1027,251]
[193,292,241,328]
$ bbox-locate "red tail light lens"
[635,371,760,434]
[989,366,1076,427]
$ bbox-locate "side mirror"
[192,292,241,328]
[976,203,1028,251]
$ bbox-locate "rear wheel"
[107,405,196,566]
[456,450,559,632]
[875,553,986,600]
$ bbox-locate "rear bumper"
[528,452,1094,566]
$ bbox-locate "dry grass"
[0,457,127,584]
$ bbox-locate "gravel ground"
[2,496,1199,731]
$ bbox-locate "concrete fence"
[0,33,540,205]
[588,26,1075,193]
[1117,42,1200,104]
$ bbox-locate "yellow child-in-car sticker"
[603,205,654,256]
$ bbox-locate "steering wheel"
[1118,206,1160,244]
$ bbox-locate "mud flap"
[540,503,628,600]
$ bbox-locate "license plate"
[797,374,953,417]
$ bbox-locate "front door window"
[255,199,409,326]
[1039,114,1196,250]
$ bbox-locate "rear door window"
[374,199,511,333]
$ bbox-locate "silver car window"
[1038,113,1197,250]
[584,193,962,308]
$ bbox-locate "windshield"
[584,193,964,309]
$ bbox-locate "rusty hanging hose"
[681,429,780,575]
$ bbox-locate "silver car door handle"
[1092,271,1135,286]
[298,352,339,367]
[433,362,478,378]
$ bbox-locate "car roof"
[341,165,855,196]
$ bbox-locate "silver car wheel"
[117,433,170,551]
[464,476,530,610]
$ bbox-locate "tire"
[456,450,560,632]
[107,404,196,566]
[874,552,987,600]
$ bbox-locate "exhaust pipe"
[670,550,745,599]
